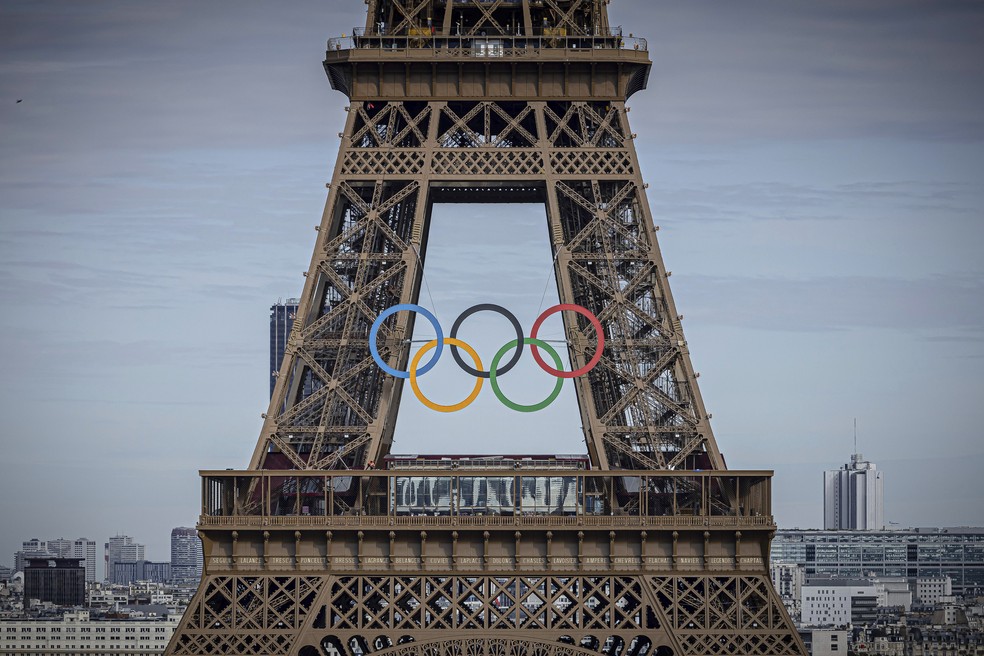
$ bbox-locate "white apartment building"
[801,582,879,627]
[88,589,130,609]
[0,610,179,655]
[916,576,953,605]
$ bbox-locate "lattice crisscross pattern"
[549,178,716,470]
[352,103,431,149]
[648,576,803,656]
[431,150,544,177]
[544,102,626,149]
[550,150,635,177]
[169,575,324,656]
[342,150,426,176]
[437,102,538,149]
[318,575,656,632]
[261,177,424,471]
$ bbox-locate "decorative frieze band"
[340,148,634,177]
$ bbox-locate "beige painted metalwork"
[166,2,806,655]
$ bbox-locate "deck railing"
[326,30,647,56]
[200,469,773,527]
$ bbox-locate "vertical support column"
[249,105,361,471]
[521,0,533,37]
[442,0,453,35]
[617,106,725,472]
[533,101,611,470]
[366,101,443,466]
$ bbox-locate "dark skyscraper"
[170,527,202,583]
[269,298,299,397]
[24,558,84,606]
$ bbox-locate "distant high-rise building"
[824,452,884,530]
[13,538,52,575]
[47,538,71,557]
[170,527,203,583]
[47,538,97,583]
[270,298,300,397]
[24,557,85,606]
[112,560,171,584]
[105,535,145,584]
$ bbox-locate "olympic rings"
[369,302,605,412]
[490,338,564,413]
[410,338,484,413]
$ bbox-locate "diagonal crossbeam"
[543,0,591,36]
[438,102,488,147]
[545,103,586,146]
[390,0,430,35]
[465,0,506,36]
[489,102,537,146]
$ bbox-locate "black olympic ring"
[449,304,524,379]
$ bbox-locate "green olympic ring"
[489,337,565,412]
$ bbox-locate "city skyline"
[8,531,197,582]
[1,0,983,564]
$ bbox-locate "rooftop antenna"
[854,417,857,454]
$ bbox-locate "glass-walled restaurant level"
[201,471,772,522]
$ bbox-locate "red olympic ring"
[529,303,605,378]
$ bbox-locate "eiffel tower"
[166,2,806,655]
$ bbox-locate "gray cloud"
[676,273,984,333]
[619,0,984,143]
[650,180,981,224]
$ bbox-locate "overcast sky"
[1,0,982,574]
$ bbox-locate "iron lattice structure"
[166,1,806,655]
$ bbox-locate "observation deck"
[197,468,775,577]
[202,469,773,528]
[323,26,651,101]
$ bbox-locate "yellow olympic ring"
[409,337,484,413]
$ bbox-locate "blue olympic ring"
[369,304,444,379]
